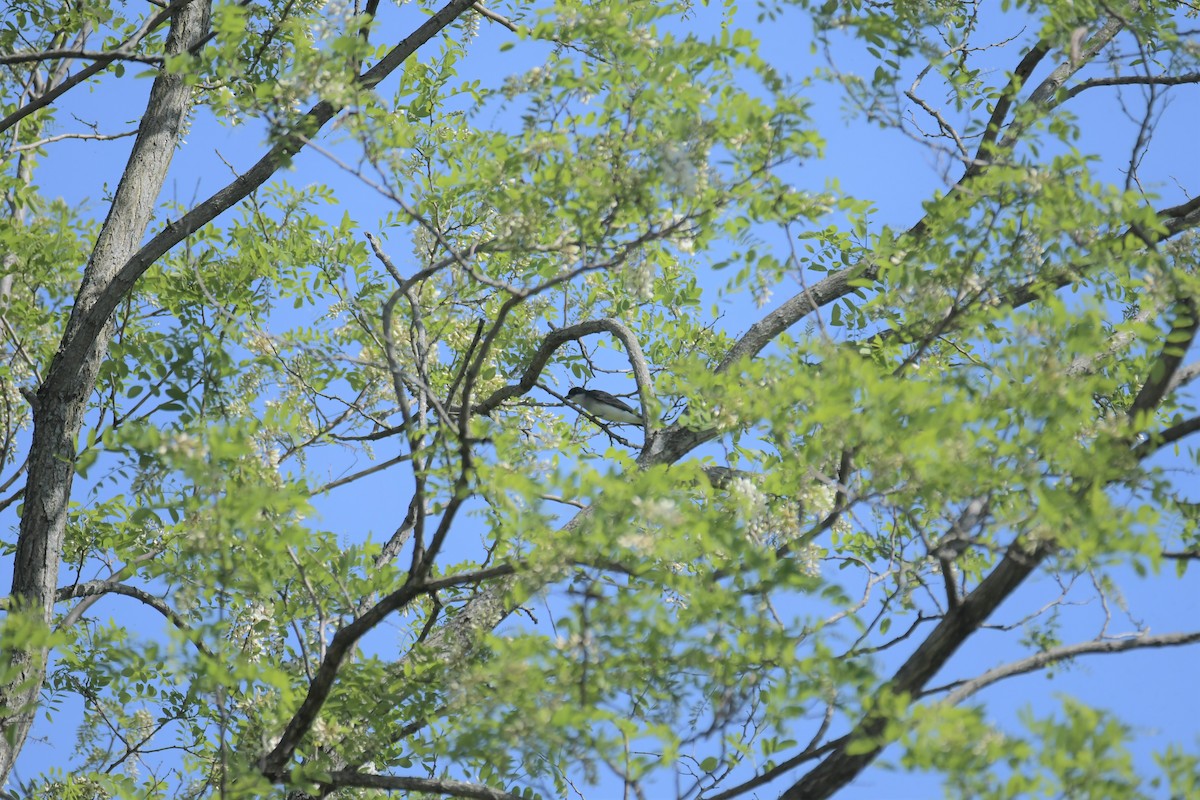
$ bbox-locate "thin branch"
[321,771,526,800]
[50,580,213,657]
[703,735,850,800]
[0,49,164,66]
[8,128,139,153]
[932,630,1200,705]
[472,318,653,419]
[258,564,509,778]
[903,87,970,164]
[309,452,413,495]
[0,314,43,384]
[0,0,194,135]
[471,3,516,32]
[1065,71,1200,100]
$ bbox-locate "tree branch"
[0,0,212,781]
[7,128,139,153]
[321,771,526,800]
[472,318,653,418]
[1134,414,1200,458]
[1065,71,1200,100]
[969,38,1050,171]
[0,0,194,136]
[52,580,212,657]
[778,540,1053,800]
[0,49,165,67]
[1,0,480,786]
[50,0,482,391]
[1129,299,1199,419]
[259,565,507,779]
[712,14,1140,380]
[933,630,1200,706]
[776,269,1196,800]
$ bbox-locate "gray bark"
[0,0,480,782]
[0,0,211,780]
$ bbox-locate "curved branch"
[1160,194,1200,236]
[934,630,1200,706]
[53,580,213,657]
[1065,71,1200,100]
[472,318,653,418]
[1134,414,1200,458]
[714,263,864,374]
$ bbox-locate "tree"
[1,0,1198,797]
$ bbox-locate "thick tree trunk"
[0,0,479,781]
[0,0,211,780]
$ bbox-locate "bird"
[566,387,643,425]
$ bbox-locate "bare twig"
[8,128,139,153]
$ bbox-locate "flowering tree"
[1,0,1199,798]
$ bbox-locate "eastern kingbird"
[566,387,643,425]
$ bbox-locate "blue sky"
[7,1,1200,798]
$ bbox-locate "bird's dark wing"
[587,389,638,414]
